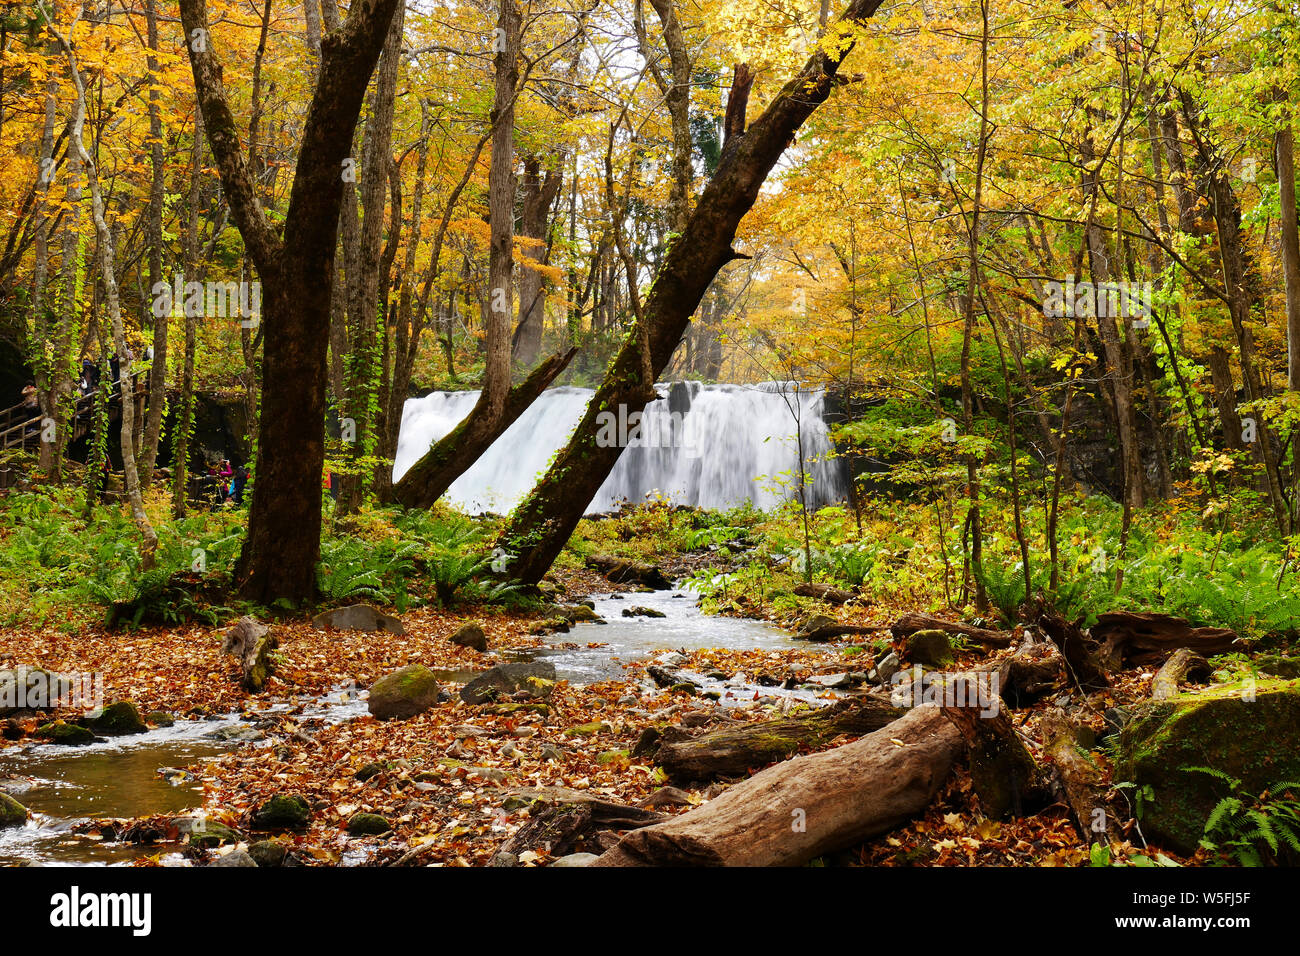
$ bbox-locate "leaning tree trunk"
[180,0,403,603]
[498,0,888,584]
[139,0,169,479]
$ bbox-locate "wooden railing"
[0,377,143,452]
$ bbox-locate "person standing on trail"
[230,462,248,506]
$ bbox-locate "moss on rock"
[1115,678,1300,854]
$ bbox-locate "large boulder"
[34,721,96,746]
[460,662,557,705]
[1115,679,1300,854]
[312,604,405,635]
[368,665,441,720]
[0,792,27,828]
[0,666,75,716]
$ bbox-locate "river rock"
[904,629,953,667]
[551,852,600,867]
[252,794,311,830]
[34,721,96,745]
[622,606,666,618]
[795,614,836,639]
[312,604,405,635]
[368,665,441,720]
[90,700,147,736]
[1115,679,1300,854]
[460,662,556,705]
[585,555,671,589]
[0,666,74,715]
[449,623,487,651]
[876,652,902,683]
[0,791,27,827]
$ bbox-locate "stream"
[1,590,824,866]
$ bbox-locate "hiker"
[230,462,248,505]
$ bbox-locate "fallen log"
[592,705,962,866]
[793,621,887,642]
[1091,612,1240,668]
[1150,648,1212,700]
[1036,609,1109,691]
[654,695,905,781]
[1040,709,1109,844]
[792,583,856,604]
[891,613,1013,648]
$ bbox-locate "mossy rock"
[0,791,28,828]
[146,711,175,727]
[1115,679,1300,854]
[91,701,147,736]
[346,812,392,836]
[35,722,96,746]
[564,721,612,737]
[596,749,629,765]
[367,664,441,721]
[247,840,287,867]
[188,821,243,848]
[251,793,311,830]
[904,629,953,667]
[449,622,488,652]
[1252,654,1300,679]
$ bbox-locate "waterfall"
[392,382,847,514]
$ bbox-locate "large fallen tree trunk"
[653,696,904,781]
[391,348,578,509]
[592,705,961,866]
[792,583,856,604]
[891,613,1013,648]
[940,696,1043,819]
[1091,612,1240,668]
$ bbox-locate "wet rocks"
[585,555,671,589]
[0,791,27,827]
[460,662,556,705]
[221,616,278,692]
[552,852,600,867]
[247,840,288,867]
[622,606,666,618]
[368,665,441,720]
[311,603,405,635]
[210,849,257,867]
[90,700,147,736]
[34,721,96,746]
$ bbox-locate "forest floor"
[2,491,1294,867]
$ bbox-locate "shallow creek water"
[1,590,822,865]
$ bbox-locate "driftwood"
[941,699,1043,819]
[653,696,904,781]
[1040,709,1108,843]
[221,616,277,693]
[1036,609,1109,690]
[592,705,962,866]
[792,583,856,604]
[1151,648,1213,700]
[891,613,1013,648]
[1091,612,1240,668]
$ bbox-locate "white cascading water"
[392,381,846,514]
